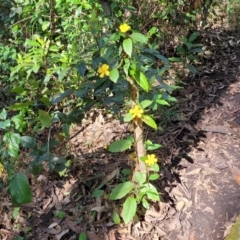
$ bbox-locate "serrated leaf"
[9,173,32,206]
[149,173,160,180]
[108,140,132,153]
[140,100,152,109]
[123,38,132,57]
[109,68,119,83]
[38,110,52,128]
[142,115,157,130]
[189,32,199,42]
[112,211,121,224]
[130,32,147,43]
[91,190,104,198]
[123,113,133,122]
[122,197,137,224]
[109,182,134,200]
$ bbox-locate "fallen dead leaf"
[55,229,69,240]
[87,231,104,240]
[176,200,185,211]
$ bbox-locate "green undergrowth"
[0,0,238,230]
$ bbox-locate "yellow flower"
[98,64,110,78]
[119,23,131,33]
[129,105,144,119]
[145,154,157,166]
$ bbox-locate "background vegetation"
[0,0,239,238]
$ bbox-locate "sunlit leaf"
[109,182,134,200]
[108,140,132,153]
[38,110,52,128]
[123,113,133,122]
[122,197,137,224]
[123,38,132,57]
[142,115,157,130]
[112,211,121,224]
[130,32,147,43]
[109,68,119,83]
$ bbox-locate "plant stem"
[127,76,146,172]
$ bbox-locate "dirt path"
[164,54,240,239]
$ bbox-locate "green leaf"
[142,197,150,209]
[156,99,170,106]
[42,21,50,31]
[122,197,137,224]
[123,38,132,57]
[138,71,149,92]
[38,110,52,128]
[140,100,152,109]
[0,120,11,129]
[149,163,160,172]
[168,57,184,62]
[109,68,119,83]
[79,233,87,240]
[133,172,146,185]
[3,132,20,158]
[20,136,37,149]
[123,59,130,76]
[190,48,202,53]
[77,61,87,77]
[12,207,20,220]
[189,32,199,42]
[112,211,121,224]
[0,108,7,120]
[8,101,33,110]
[9,173,32,206]
[123,113,133,122]
[108,140,132,153]
[11,115,26,132]
[49,155,66,172]
[31,164,42,175]
[149,173,160,180]
[130,32,147,43]
[142,115,157,130]
[52,89,72,105]
[145,140,162,151]
[91,190,104,198]
[187,64,197,74]
[109,182,134,200]
[146,190,160,201]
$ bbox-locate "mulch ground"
[1,11,240,240]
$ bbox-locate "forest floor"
[1,11,240,240]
